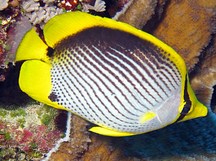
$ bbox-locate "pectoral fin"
[139,111,156,124]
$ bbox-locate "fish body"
[16,11,208,137]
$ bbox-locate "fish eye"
[47,47,55,57]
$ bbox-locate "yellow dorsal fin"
[19,60,66,110]
[43,12,185,70]
[43,11,103,48]
[89,126,135,137]
[44,11,129,48]
[15,28,49,62]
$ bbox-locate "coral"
[115,0,158,29]
[0,122,63,159]
[0,0,216,160]
[37,105,56,126]
[0,2,20,66]
[42,112,71,161]
[47,113,216,160]
[10,108,26,117]
[111,0,133,18]
[6,16,32,63]
[49,115,91,160]
[60,0,80,10]
[9,0,20,8]
[152,0,216,71]
[190,35,216,111]
[0,103,67,160]
[0,147,27,161]
[0,25,9,66]
[21,0,106,27]
[21,0,63,26]
[0,109,7,117]
[82,0,106,12]
[148,0,216,112]
[0,0,9,11]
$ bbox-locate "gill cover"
[16,11,208,137]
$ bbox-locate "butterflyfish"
[15,11,208,137]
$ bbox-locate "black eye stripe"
[176,75,192,122]
[47,47,55,57]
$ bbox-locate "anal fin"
[89,126,135,137]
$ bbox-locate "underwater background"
[0,0,216,160]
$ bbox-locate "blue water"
[115,111,216,158]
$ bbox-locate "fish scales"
[49,27,182,133]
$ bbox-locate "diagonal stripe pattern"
[49,27,182,133]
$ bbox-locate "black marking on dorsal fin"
[35,24,45,43]
[35,24,55,57]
